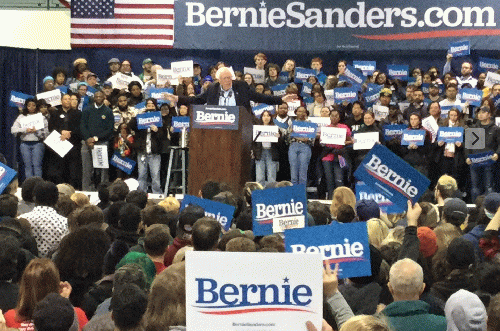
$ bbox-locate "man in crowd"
[444,54,477,88]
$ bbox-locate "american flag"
[69,0,174,48]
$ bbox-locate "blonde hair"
[433,223,461,251]
[367,218,389,249]
[172,246,193,265]
[158,196,181,214]
[70,192,90,207]
[381,226,405,246]
[340,315,392,331]
[330,186,356,217]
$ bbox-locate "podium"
[188,105,254,195]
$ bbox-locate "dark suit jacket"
[48,107,82,145]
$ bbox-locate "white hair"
[389,258,424,297]
[215,66,232,80]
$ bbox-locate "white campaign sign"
[244,67,266,84]
[422,116,439,143]
[320,127,347,145]
[36,89,61,106]
[485,72,500,88]
[185,251,323,331]
[373,104,389,121]
[253,125,279,143]
[308,117,330,132]
[171,60,194,78]
[287,100,301,116]
[496,117,500,127]
[44,130,73,158]
[92,145,109,169]
[353,132,379,150]
[156,69,179,86]
[20,113,45,130]
[110,72,133,90]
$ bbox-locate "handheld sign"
[334,87,358,104]
[449,40,470,57]
[356,182,405,215]
[36,89,61,107]
[437,127,464,143]
[387,65,409,81]
[295,67,316,82]
[422,116,439,142]
[309,117,331,133]
[440,105,462,119]
[181,195,235,231]
[156,69,178,86]
[270,84,288,97]
[92,145,109,169]
[252,104,275,117]
[148,87,174,103]
[383,124,406,142]
[171,116,190,133]
[192,105,239,130]
[320,127,347,145]
[468,152,495,168]
[401,129,426,146]
[342,65,366,85]
[460,88,482,107]
[353,61,376,76]
[364,85,383,106]
[20,113,45,131]
[56,85,68,94]
[485,72,500,88]
[324,89,335,104]
[252,185,308,236]
[185,251,323,331]
[0,162,17,195]
[290,121,318,139]
[373,105,389,121]
[44,131,73,158]
[243,67,265,84]
[285,223,371,279]
[9,91,34,108]
[354,144,431,209]
[86,86,97,98]
[112,72,133,90]
[253,125,279,143]
[353,132,379,150]
[110,153,136,175]
[171,60,194,78]
[134,101,146,111]
[478,57,500,72]
[136,111,163,130]
[302,82,313,96]
[287,100,301,116]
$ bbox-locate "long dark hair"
[22,98,38,116]
[145,98,159,111]
[259,110,275,125]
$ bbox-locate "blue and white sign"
[295,67,316,82]
[270,84,288,97]
[334,87,358,104]
[185,251,323,331]
[285,222,371,279]
[460,88,483,107]
[440,105,462,119]
[364,85,383,106]
[302,82,313,96]
[181,195,235,231]
[353,61,376,76]
[9,91,34,108]
[244,67,266,84]
[148,87,174,104]
[354,144,430,209]
[274,120,289,130]
[136,111,163,130]
[86,86,98,98]
[56,85,68,94]
[171,116,190,132]
[478,57,500,72]
[401,129,426,146]
[437,127,464,143]
[134,101,146,110]
[343,65,365,85]
[252,185,308,236]
[192,105,239,130]
[290,121,318,139]
[469,152,496,168]
[387,65,409,81]
[109,153,136,175]
[356,182,405,215]
[449,40,470,57]
[0,162,17,195]
[383,124,406,142]
[421,83,430,95]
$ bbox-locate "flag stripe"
[72,44,174,49]
[115,3,173,9]
[72,24,173,30]
[115,8,174,14]
[72,18,174,24]
[71,34,173,40]
[114,14,173,19]
[72,39,173,45]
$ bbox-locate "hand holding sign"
[323,262,339,299]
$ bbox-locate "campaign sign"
[134,101,146,110]
[353,61,376,76]
[192,105,239,130]
[440,105,462,119]
[243,67,265,84]
[309,117,330,133]
[421,83,430,95]
[478,57,500,72]
[252,185,307,236]
[320,127,347,145]
[86,86,97,98]
[274,120,288,130]
[373,105,389,121]
[449,40,470,57]
[252,104,276,118]
[303,97,314,106]
[92,145,109,169]
[56,85,68,94]
[364,85,383,106]
[290,121,318,139]
[354,144,431,209]
[156,69,178,86]
[387,65,409,81]
[36,89,61,107]
[485,72,500,88]
[270,84,288,97]
[181,195,235,231]
[185,251,323,331]
[353,132,379,150]
[383,124,406,142]
[302,82,313,96]
[171,60,194,78]
[0,162,17,195]
[110,153,136,175]
[171,116,190,133]
[20,113,45,131]
[334,87,358,104]
[355,182,405,215]
[343,65,365,85]
[148,87,174,101]
[437,127,464,143]
[253,125,279,143]
[493,95,500,110]
[324,89,335,103]
[295,67,316,82]
[279,71,290,81]
[9,91,34,108]
[112,72,133,89]
[469,152,496,168]
[136,111,163,130]
[460,88,483,107]
[286,223,370,279]
[401,129,426,146]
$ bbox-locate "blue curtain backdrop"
[1,46,498,180]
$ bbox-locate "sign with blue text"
[136,111,163,130]
[148,87,174,103]
[171,116,190,132]
[334,87,358,104]
[252,185,308,236]
[9,91,34,108]
[460,88,483,107]
[285,222,371,279]
[401,129,426,146]
[0,162,17,195]
[343,65,365,85]
[185,251,323,331]
[353,61,376,75]
[252,104,276,117]
[354,144,430,209]
[469,152,496,168]
[355,182,405,215]
[270,84,288,97]
[383,124,406,142]
[295,67,317,82]
[181,195,235,231]
[192,105,239,130]
[290,121,318,139]
[110,153,136,175]
[437,127,464,143]
[364,85,383,106]
[449,40,470,57]
[387,65,409,81]
[478,57,500,72]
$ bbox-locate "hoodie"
[444,289,487,331]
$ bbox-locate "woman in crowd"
[114,123,135,180]
[253,110,280,186]
[329,186,356,219]
[127,81,144,107]
[281,58,296,82]
[337,60,347,77]
[11,98,49,179]
[308,90,328,117]
[288,106,314,186]
[353,111,383,170]
[243,73,256,89]
[52,67,67,88]
[401,113,432,176]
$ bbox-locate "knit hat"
[43,76,54,84]
[380,88,392,97]
[445,289,487,331]
[446,237,476,269]
[203,75,214,83]
[142,58,153,66]
[33,293,77,331]
[443,198,468,226]
[417,227,438,258]
[108,58,120,64]
[116,252,156,289]
[73,58,87,67]
[77,82,88,88]
[356,199,380,222]
[483,193,500,219]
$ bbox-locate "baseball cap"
[108,58,120,64]
[43,76,54,84]
[142,58,153,65]
[443,198,468,226]
[484,192,500,219]
[102,81,113,88]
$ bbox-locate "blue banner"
[110,153,136,175]
[449,40,470,57]
[290,121,318,139]
[334,87,358,103]
[171,116,190,132]
[270,84,288,97]
[303,97,315,106]
[295,68,316,82]
[343,65,366,85]
[401,129,426,146]
[0,162,17,195]
[387,65,409,81]
[9,91,34,108]
[441,105,463,119]
[148,88,174,104]
[437,127,464,143]
[421,83,430,95]
[192,105,239,130]
[355,182,405,215]
[252,185,308,236]
[353,61,376,75]
[364,85,383,106]
[302,82,313,96]
[493,95,500,110]
[285,222,371,279]
[354,144,430,209]
[469,152,496,168]
[86,86,98,98]
[274,120,289,130]
[460,88,483,107]
[56,86,68,94]
[134,101,146,110]
[136,111,163,130]
[181,195,236,231]
[478,57,500,72]
[383,124,406,142]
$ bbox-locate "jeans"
[470,164,494,201]
[20,142,44,178]
[255,149,278,186]
[138,153,162,194]
[288,142,312,186]
[322,159,344,199]
[82,142,109,191]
